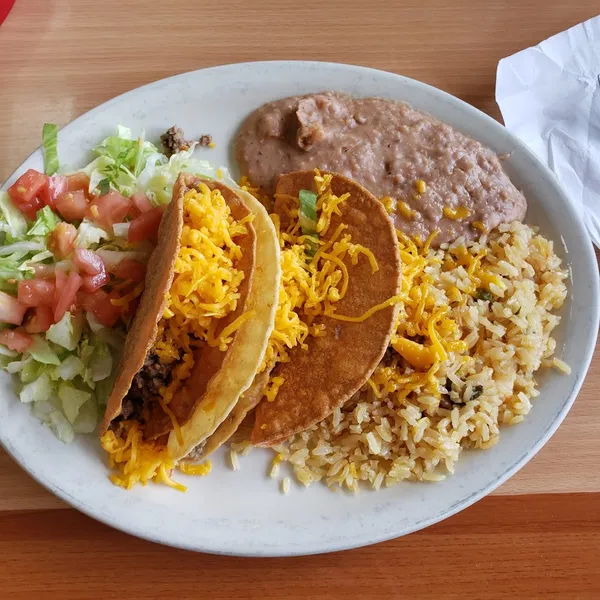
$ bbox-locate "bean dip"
[236,92,527,246]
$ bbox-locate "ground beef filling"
[119,352,172,426]
[236,92,527,246]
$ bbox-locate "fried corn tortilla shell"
[100,189,182,434]
[101,175,279,464]
[168,185,281,460]
[252,171,402,447]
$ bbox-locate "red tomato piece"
[131,191,153,214]
[66,172,90,193]
[39,175,67,210]
[87,191,131,231]
[53,268,67,310]
[31,264,55,278]
[82,289,122,327]
[81,264,109,293]
[18,279,56,307]
[54,271,82,323]
[0,291,27,326]
[128,206,164,243]
[8,169,47,207]
[113,258,146,283]
[73,248,105,275]
[24,306,54,334]
[55,189,89,222]
[48,222,77,259]
[0,328,34,352]
[20,197,45,221]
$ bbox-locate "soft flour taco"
[100,174,280,489]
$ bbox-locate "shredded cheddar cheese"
[369,227,509,404]
[100,422,212,491]
[102,184,252,490]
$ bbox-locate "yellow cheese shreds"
[263,376,285,402]
[101,422,186,491]
[369,228,511,404]
[443,206,472,220]
[101,422,213,491]
[153,185,249,366]
[259,175,381,375]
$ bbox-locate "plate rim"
[1,60,599,556]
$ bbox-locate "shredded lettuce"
[47,410,75,443]
[138,145,235,205]
[42,123,60,175]
[58,381,91,424]
[0,191,28,238]
[73,219,110,249]
[55,355,85,380]
[72,399,98,434]
[298,189,319,256]
[20,373,53,403]
[27,336,61,365]
[46,312,83,351]
[89,341,112,382]
[27,206,59,236]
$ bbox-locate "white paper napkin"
[496,16,600,248]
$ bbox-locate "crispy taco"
[247,170,402,447]
[100,174,280,488]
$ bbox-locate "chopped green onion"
[298,189,319,257]
[42,123,59,175]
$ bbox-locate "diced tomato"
[130,191,153,216]
[55,189,89,222]
[48,222,77,259]
[31,264,55,278]
[0,291,27,326]
[87,191,131,231]
[81,264,109,293]
[128,206,164,244]
[53,268,67,310]
[66,172,90,193]
[8,169,47,204]
[73,248,104,275]
[39,175,67,210]
[18,279,56,307]
[24,306,54,334]
[0,328,33,352]
[82,289,122,327]
[113,258,146,283]
[54,271,82,323]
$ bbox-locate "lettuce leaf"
[42,123,60,175]
[0,191,28,238]
[46,312,83,351]
[27,206,59,236]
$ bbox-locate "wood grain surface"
[1,0,599,597]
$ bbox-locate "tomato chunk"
[39,175,67,210]
[24,306,54,334]
[0,328,34,352]
[53,268,67,312]
[54,271,82,323]
[81,264,109,293]
[73,248,105,275]
[55,189,89,222]
[66,172,90,193]
[128,206,164,243]
[8,169,47,209]
[131,191,153,215]
[82,289,122,327]
[18,279,56,307]
[113,258,146,283]
[87,191,131,231]
[0,291,27,326]
[48,222,77,259]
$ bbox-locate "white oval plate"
[1,61,598,557]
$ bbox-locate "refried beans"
[236,92,527,246]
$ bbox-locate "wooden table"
[1,1,599,597]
